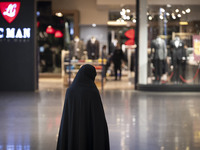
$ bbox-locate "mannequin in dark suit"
[170,36,187,83]
[70,36,85,60]
[151,36,167,82]
[87,37,100,59]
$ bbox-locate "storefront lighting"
[159,15,164,20]
[177,14,181,18]
[120,11,125,16]
[160,8,165,13]
[36,11,40,17]
[122,15,127,20]
[186,8,191,13]
[126,9,130,13]
[172,16,176,19]
[175,9,179,13]
[122,8,125,12]
[182,11,186,14]
[54,30,63,38]
[46,25,55,34]
[107,21,127,26]
[92,24,96,27]
[132,19,136,23]
[148,16,153,20]
[179,22,188,25]
[167,4,172,8]
[126,16,130,20]
[55,12,63,17]
[166,12,170,16]
[171,13,175,16]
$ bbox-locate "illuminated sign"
[0,2,21,23]
[0,27,31,38]
[0,2,31,41]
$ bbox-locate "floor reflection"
[0,79,200,150]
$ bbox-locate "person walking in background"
[57,64,110,150]
[111,43,126,81]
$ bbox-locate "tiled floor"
[0,78,200,150]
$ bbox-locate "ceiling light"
[179,22,188,25]
[172,16,176,19]
[166,12,170,16]
[160,8,165,13]
[160,15,164,20]
[92,24,96,27]
[182,11,186,14]
[132,19,136,23]
[55,12,63,17]
[177,14,181,18]
[126,16,130,20]
[148,16,153,20]
[107,21,127,26]
[126,9,130,13]
[167,4,172,8]
[175,9,179,13]
[120,11,125,16]
[186,8,191,13]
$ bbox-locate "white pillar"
[139,0,148,84]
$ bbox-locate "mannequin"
[69,36,85,59]
[170,36,186,83]
[87,36,100,59]
[151,36,167,82]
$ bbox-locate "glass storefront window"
[146,5,200,85]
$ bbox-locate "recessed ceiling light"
[177,14,181,18]
[167,4,172,8]
[186,8,191,13]
[175,9,179,13]
[92,24,96,27]
[55,12,63,17]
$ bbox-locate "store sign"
[0,27,30,38]
[0,2,20,23]
[193,35,200,61]
[0,2,31,40]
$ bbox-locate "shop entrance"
[37,2,136,90]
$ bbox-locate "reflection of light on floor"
[0,145,31,150]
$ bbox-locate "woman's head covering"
[72,64,97,85]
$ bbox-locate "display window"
[143,5,200,86]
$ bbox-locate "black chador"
[57,64,110,150]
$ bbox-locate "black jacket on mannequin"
[87,39,100,59]
[170,39,187,82]
[170,39,186,62]
[57,64,110,150]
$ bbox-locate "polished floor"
[0,79,200,150]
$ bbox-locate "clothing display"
[70,36,85,60]
[170,37,187,82]
[151,37,167,81]
[87,37,100,59]
[57,64,110,150]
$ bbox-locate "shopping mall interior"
[1,0,200,149]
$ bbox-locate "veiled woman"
[57,64,110,150]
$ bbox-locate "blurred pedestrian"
[111,43,126,80]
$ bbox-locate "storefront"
[136,0,200,91]
[0,0,37,91]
